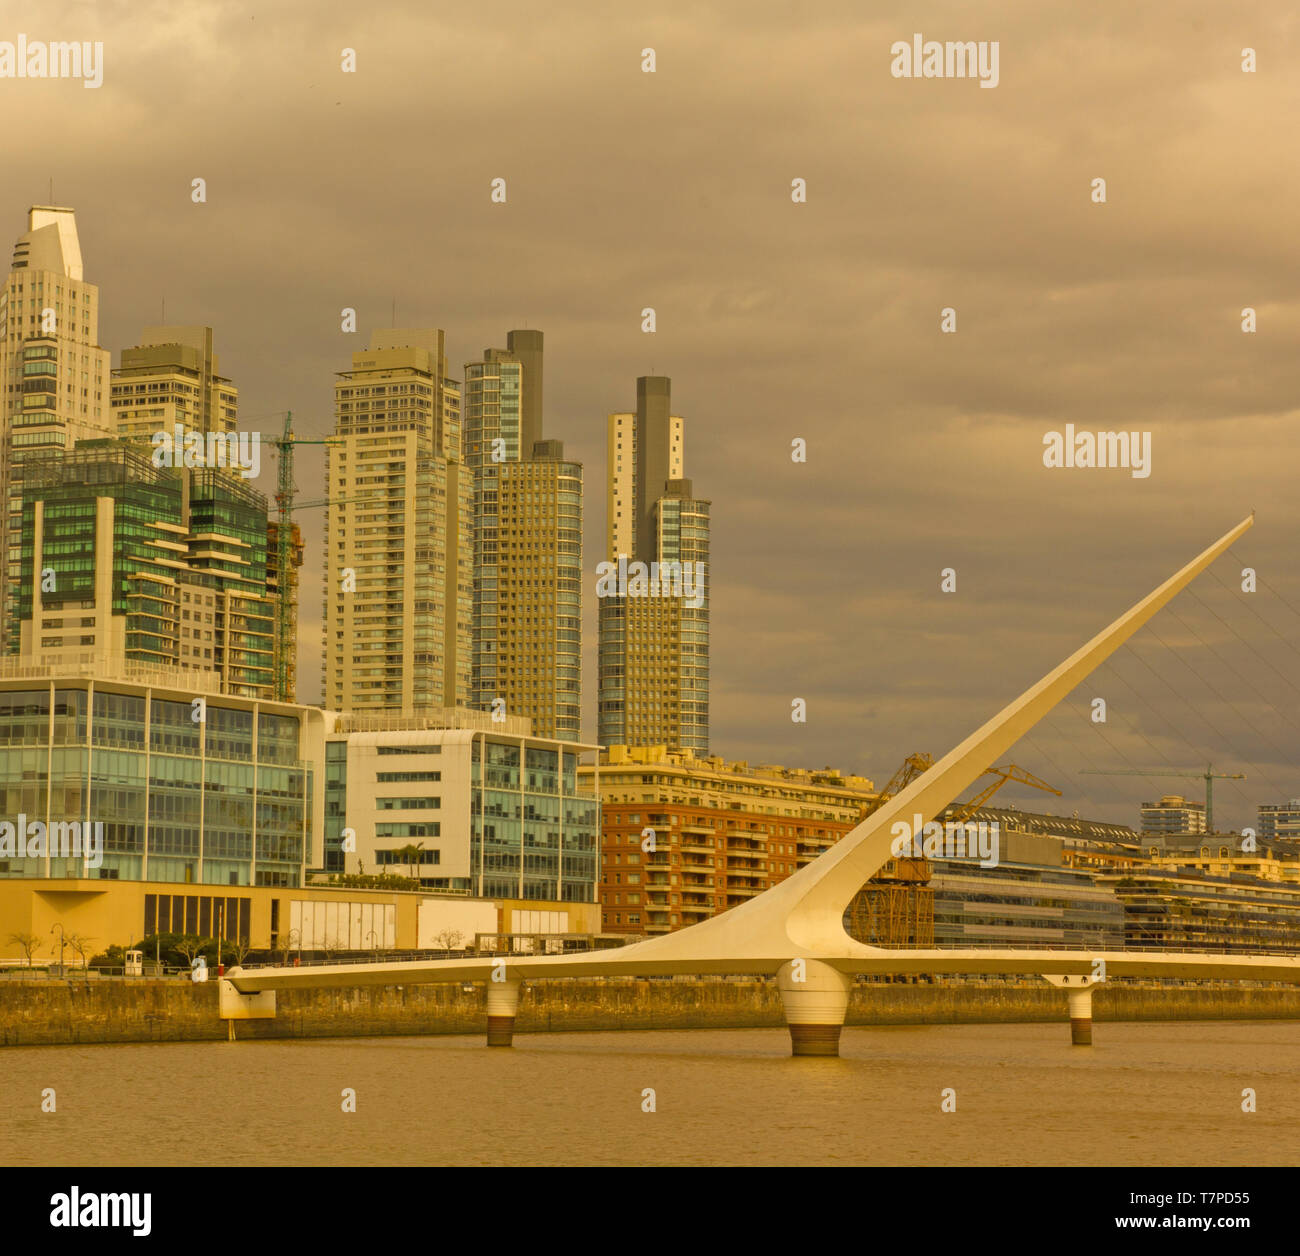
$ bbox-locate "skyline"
[6,0,1299,833]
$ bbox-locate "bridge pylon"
[486,977,522,1046]
[778,959,852,1056]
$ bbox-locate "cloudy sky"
[13,0,1300,831]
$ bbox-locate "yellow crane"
[949,763,1062,824]
[847,756,1062,950]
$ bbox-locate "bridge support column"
[778,960,851,1057]
[1042,974,1098,1045]
[485,978,521,1047]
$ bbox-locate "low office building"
[1140,832,1300,886]
[327,708,600,909]
[922,831,1127,950]
[1106,868,1300,954]
[0,664,323,887]
[0,874,595,961]
[0,669,600,960]
[583,745,876,935]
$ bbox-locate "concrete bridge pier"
[1043,974,1098,1045]
[778,960,852,1057]
[485,978,522,1046]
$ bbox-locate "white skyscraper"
[0,206,112,651]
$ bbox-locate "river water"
[2,1022,1297,1166]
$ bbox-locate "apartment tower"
[324,329,471,714]
[598,376,709,752]
[111,325,238,442]
[0,206,113,652]
[18,439,278,697]
[463,331,582,740]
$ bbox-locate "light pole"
[50,923,65,975]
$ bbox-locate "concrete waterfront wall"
[2,977,1299,1047]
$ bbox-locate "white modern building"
[0,206,114,652]
[325,708,600,906]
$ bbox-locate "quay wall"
[2,977,1299,1047]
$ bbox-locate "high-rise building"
[16,439,279,697]
[324,330,471,714]
[463,332,582,740]
[1257,800,1300,842]
[1140,794,1207,836]
[0,207,113,652]
[111,325,238,442]
[598,376,709,752]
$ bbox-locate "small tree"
[7,932,41,970]
[433,928,464,953]
[277,927,302,967]
[88,943,126,969]
[65,933,94,970]
[391,842,425,884]
[173,934,205,972]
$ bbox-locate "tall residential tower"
[323,329,471,714]
[111,325,238,442]
[463,331,582,740]
[598,376,709,752]
[0,207,113,651]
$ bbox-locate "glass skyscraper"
[463,332,582,741]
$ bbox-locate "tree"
[7,932,41,969]
[173,935,206,971]
[324,872,419,891]
[393,842,425,884]
[432,928,464,953]
[65,933,94,969]
[88,943,126,969]
[277,928,302,967]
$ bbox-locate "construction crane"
[846,755,1062,951]
[1079,765,1245,834]
[860,752,934,820]
[267,412,339,702]
[949,763,1062,824]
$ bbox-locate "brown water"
[2,1022,1297,1166]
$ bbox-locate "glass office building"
[15,440,280,699]
[474,739,598,902]
[928,830,1127,949]
[0,675,323,886]
[325,717,600,904]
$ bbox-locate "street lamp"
[50,923,65,975]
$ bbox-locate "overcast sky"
[12,0,1300,831]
